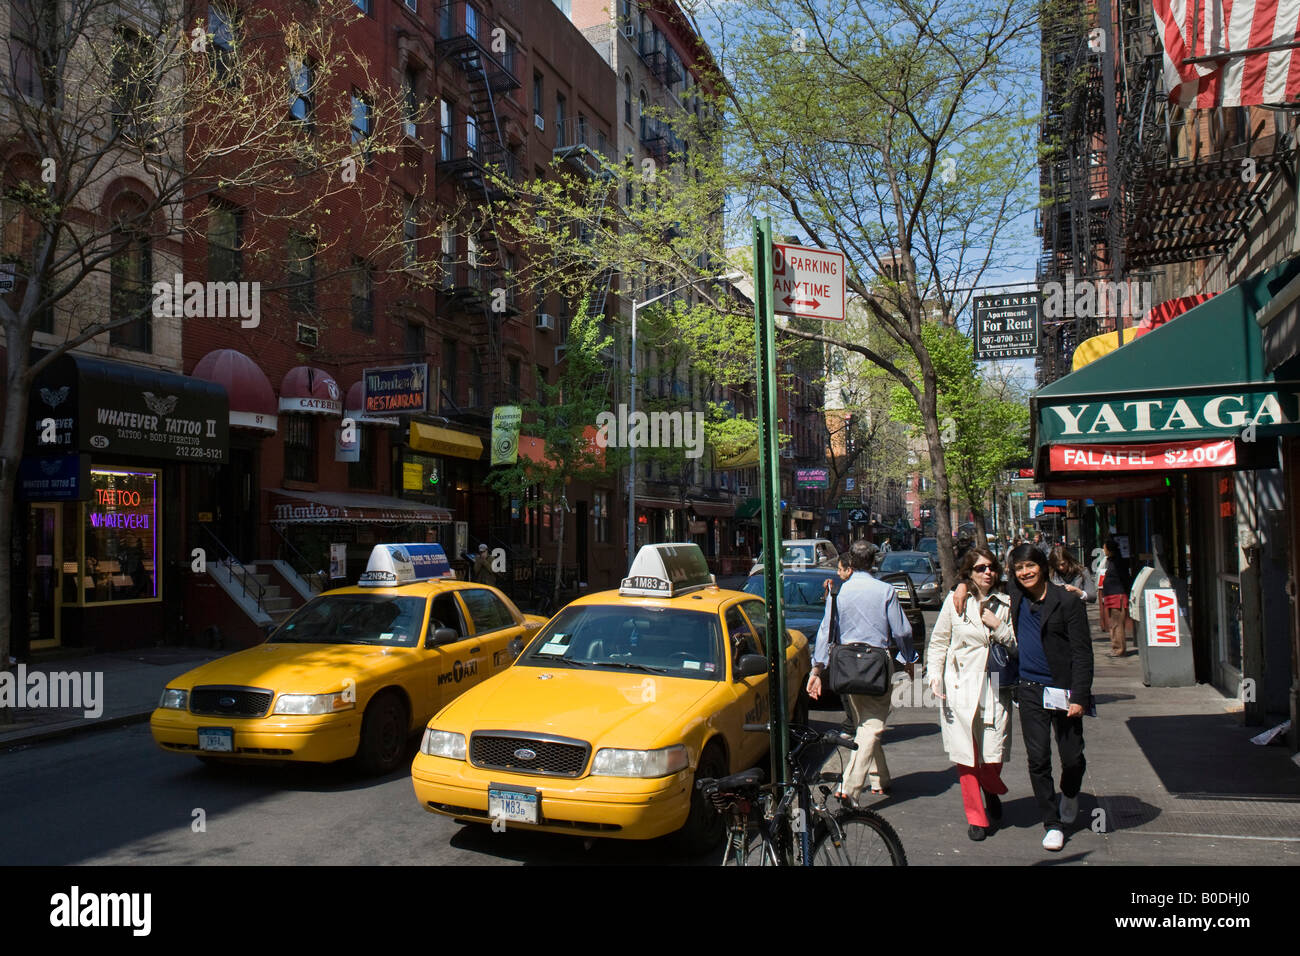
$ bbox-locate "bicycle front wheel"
[811,809,907,866]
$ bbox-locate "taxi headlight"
[158,688,188,710]
[420,729,466,759]
[591,745,689,778]
[272,692,355,715]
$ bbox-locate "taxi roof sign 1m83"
[618,543,715,598]
[358,543,455,587]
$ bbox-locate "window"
[460,588,516,633]
[466,111,479,158]
[624,72,632,125]
[577,113,587,147]
[350,92,372,160]
[442,338,458,408]
[725,605,761,660]
[533,73,543,118]
[207,202,241,282]
[10,0,54,102]
[351,258,373,332]
[109,225,151,351]
[348,427,376,488]
[286,232,315,313]
[638,89,647,136]
[82,469,160,604]
[352,0,370,11]
[208,3,238,85]
[2,183,53,333]
[430,592,465,639]
[465,3,479,39]
[509,357,521,401]
[556,92,567,147]
[284,415,318,482]
[402,68,420,138]
[406,320,426,356]
[289,58,313,125]
[440,222,455,286]
[624,151,634,205]
[467,234,479,270]
[440,99,454,161]
[403,199,418,269]
[594,491,609,543]
[535,364,547,402]
[404,0,417,12]
[111,29,155,137]
[468,350,483,407]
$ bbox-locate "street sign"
[772,243,846,321]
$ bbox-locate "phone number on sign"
[174,446,224,459]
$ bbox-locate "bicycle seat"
[697,767,765,793]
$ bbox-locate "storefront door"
[27,503,61,649]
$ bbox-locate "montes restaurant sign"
[362,363,429,415]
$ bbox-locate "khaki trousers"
[842,691,893,797]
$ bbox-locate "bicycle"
[696,722,907,866]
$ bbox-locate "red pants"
[957,762,1007,827]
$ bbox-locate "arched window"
[638,89,647,138]
[108,193,152,351]
[624,72,632,125]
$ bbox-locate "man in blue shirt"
[807,540,917,803]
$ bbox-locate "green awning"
[735,497,762,520]
[1033,256,1300,478]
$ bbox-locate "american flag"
[1153,0,1300,107]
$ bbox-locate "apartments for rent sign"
[973,293,1039,360]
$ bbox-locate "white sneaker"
[1059,793,1079,825]
[1042,828,1065,851]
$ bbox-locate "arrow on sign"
[784,296,821,310]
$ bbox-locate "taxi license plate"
[198,728,234,752]
[489,787,539,825]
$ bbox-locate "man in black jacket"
[1007,544,1093,852]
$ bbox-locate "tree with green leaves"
[485,299,620,608]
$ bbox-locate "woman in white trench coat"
[928,547,1017,842]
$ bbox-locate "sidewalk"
[0,647,224,750]
[841,605,1300,865]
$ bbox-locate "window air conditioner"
[779,448,795,459]
[534,113,545,131]
[536,313,556,331]
[737,484,750,497]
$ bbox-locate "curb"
[0,711,153,752]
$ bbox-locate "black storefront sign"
[973,293,1039,360]
[363,363,429,414]
[28,353,229,463]
[17,453,91,500]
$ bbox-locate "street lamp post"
[625,272,743,571]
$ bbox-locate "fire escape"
[435,1,521,413]
[1114,0,1293,270]
[1037,0,1114,385]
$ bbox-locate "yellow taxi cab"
[410,543,811,850]
[151,544,548,775]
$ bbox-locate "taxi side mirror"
[734,654,767,680]
[430,627,460,646]
[507,637,524,658]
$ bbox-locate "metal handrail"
[197,524,267,612]
[270,524,328,594]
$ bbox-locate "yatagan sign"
[1037,389,1300,444]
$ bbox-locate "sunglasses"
[971,564,995,573]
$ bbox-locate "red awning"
[688,499,734,517]
[280,366,342,416]
[268,489,452,525]
[636,497,683,510]
[192,348,277,434]
[345,382,399,426]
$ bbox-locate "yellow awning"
[408,422,483,460]
[1071,326,1141,371]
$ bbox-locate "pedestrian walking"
[1007,544,1092,852]
[472,544,497,586]
[807,540,918,804]
[1049,545,1096,604]
[928,547,1016,841]
[1098,538,1132,657]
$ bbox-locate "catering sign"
[362,363,429,415]
[1049,438,1237,472]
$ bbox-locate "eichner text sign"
[973,293,1039,360]
[772,243,845,321]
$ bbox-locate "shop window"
[284,414,318,482]
[594,491,609,543]
[348,426,376,489]
[402,453,444,503]
[80,469,160,604]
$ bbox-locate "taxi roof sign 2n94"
[358,543,455,587]
[772,243,846,322]
[619,543,715,598]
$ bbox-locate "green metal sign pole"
[753,216,790,785]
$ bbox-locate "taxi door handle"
[469,646,481,653]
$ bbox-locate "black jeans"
[1017,681,1086,829]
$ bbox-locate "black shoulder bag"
[827,589,891,697]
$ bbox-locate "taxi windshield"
[742,574,830,613]
[880,554,933,575]
[268,594,427,648]
[519,604,723,680]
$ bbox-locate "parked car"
[917,537,939,561]
[878,550,942,608]
[749,538,838,575]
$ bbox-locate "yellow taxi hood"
[439,664,716,749]
[168,642,414,695]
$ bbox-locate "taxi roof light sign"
[619,543,715,598]
[359,543,455,587]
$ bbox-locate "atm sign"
[1144,588,1180,647]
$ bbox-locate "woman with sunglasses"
[927,547,1016,841]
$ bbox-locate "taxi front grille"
[470,732,590,777]
[189,686,274,718]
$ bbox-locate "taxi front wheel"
[356,691,410,776]
[675,743,726,855]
